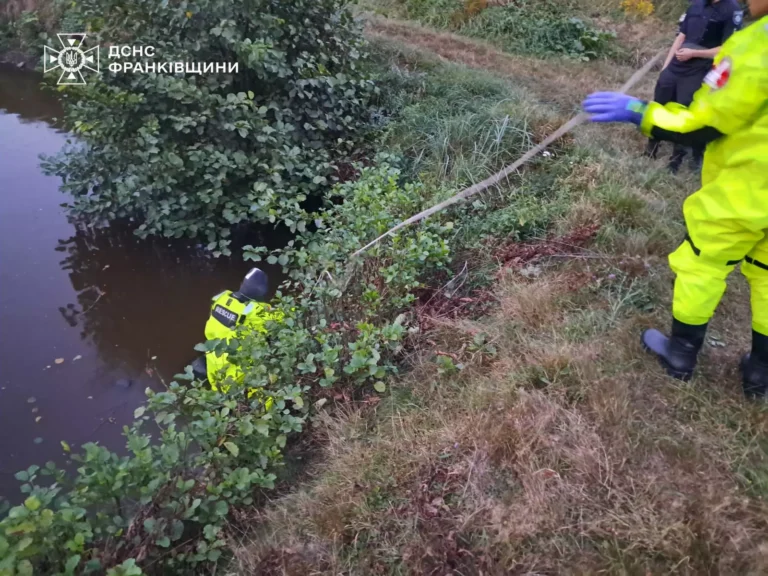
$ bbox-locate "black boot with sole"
[741,331,768,400]
[642,319,707,381]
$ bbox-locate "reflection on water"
[0,64,281,501]
[0,63,63,125]
[53,220,253,382]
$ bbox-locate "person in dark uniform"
[645,0,744,172]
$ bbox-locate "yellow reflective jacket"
[203,290,282,393]
[640,15,768,190]
[204,290,272,342]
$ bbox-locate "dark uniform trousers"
[647,67,707,166]
[646,0,743,168]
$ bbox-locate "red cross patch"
[704,58,732,91]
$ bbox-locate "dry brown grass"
[577,0,689,22]
[232,254,768,573]
[232,205,768,574]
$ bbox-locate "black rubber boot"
[740,331,768,400]
[642,319,707,381]
[667,144,686,174]
[644,139,660,159]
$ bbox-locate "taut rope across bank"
[350,50,664,259]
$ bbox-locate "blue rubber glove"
[582,92,647,125]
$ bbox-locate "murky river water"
[0,65,280,500]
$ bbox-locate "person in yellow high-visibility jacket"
[582,2,768,399]
[193,267,283,400]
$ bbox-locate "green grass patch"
[370,40,574,254]
[460,0,617,61]
[364,0,617,60]
[373,49,538,185]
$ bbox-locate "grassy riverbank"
[232,6,768,575]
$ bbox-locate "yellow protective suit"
[639,15,768,336]
[204,290,282,397]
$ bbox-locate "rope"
[350,50,664,259]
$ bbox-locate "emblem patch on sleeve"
[704,58,732,91]
[733,11,743,27]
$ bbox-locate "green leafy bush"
[251,161,452,306]
[0,163,453,575]
[0,378,303,576]
[242,161,453,387]
[42,0,376,255]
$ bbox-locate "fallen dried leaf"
[536,468,561,480]
[363,395,381,406]
[423,504,439,518]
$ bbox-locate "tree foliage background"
[43,0,376,255]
